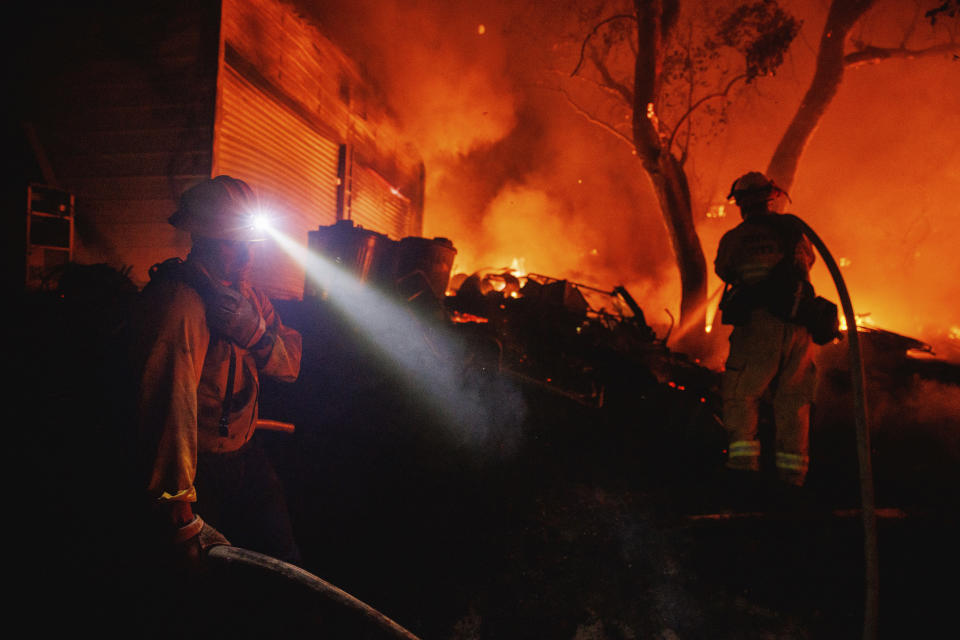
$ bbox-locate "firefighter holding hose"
[130,176,302,567]
[715,171,819,490]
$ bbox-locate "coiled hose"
[782,214,878,640]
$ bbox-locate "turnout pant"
[195,436,301,563]
[721,308,817,486]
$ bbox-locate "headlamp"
[251,214,272,232]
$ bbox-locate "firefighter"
[130,175,302,566]
[715,171,817,488]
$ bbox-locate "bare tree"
[563,0,957,355]
[564,1,799,353]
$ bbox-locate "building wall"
[216,0,425,299]
[14,0,424,297]
[15,1,222,287]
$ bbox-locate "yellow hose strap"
[157,487,198,503]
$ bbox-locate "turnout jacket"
[715,212,814,286]
[131,258,301,506]
[714,212,816,326]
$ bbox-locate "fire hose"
[206,545,422,640]
[781,214,878,640]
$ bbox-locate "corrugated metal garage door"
[214,64,341,299]
[350,163,412,241]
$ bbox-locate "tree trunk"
[629,0,708,354]
[644,152,707,351]
[766,0,876,192]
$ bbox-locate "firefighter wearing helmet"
[714,171,817,489]
[130,175,302,567]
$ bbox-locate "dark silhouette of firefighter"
[130,176,302,565]
[715,172,819,488]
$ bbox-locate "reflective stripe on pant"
[721,308,817,484]
[776,451,809,486]
[728,439,761,471]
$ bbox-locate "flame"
[838,313,877,332]
[706,204,727,219]
[312,1,960,361]
[451,311,489,324]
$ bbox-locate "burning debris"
[448,268,665,407]
[302,215,721,416]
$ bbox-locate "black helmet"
[727,171,789,204]
[168,175,266,241]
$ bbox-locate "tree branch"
[570,13,638,77]
[558,67,636,103]
[844,41,960,67]
[667,73,747,158]
[589,49,635,105]
[553,87,635,149]
[766,0,876,193]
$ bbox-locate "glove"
[175,516,230,548]
[204,281,267,348]
[172,515,231,571]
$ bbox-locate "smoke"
[904,379,960,428]
[302,0,960,357]
[270,225,529,456]
[868,377,960,468]
[301,0,518,161]
[300,0,677,300]
[792,53,960,356]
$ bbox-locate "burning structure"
[302,0,960,365]
[9,0,424,299]
[9,1,960,638]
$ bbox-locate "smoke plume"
[302,0,960,355]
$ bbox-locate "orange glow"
[839,314,878,333]
[706,204,727,219]
[451,311,489,324]
[315,1,960,364]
